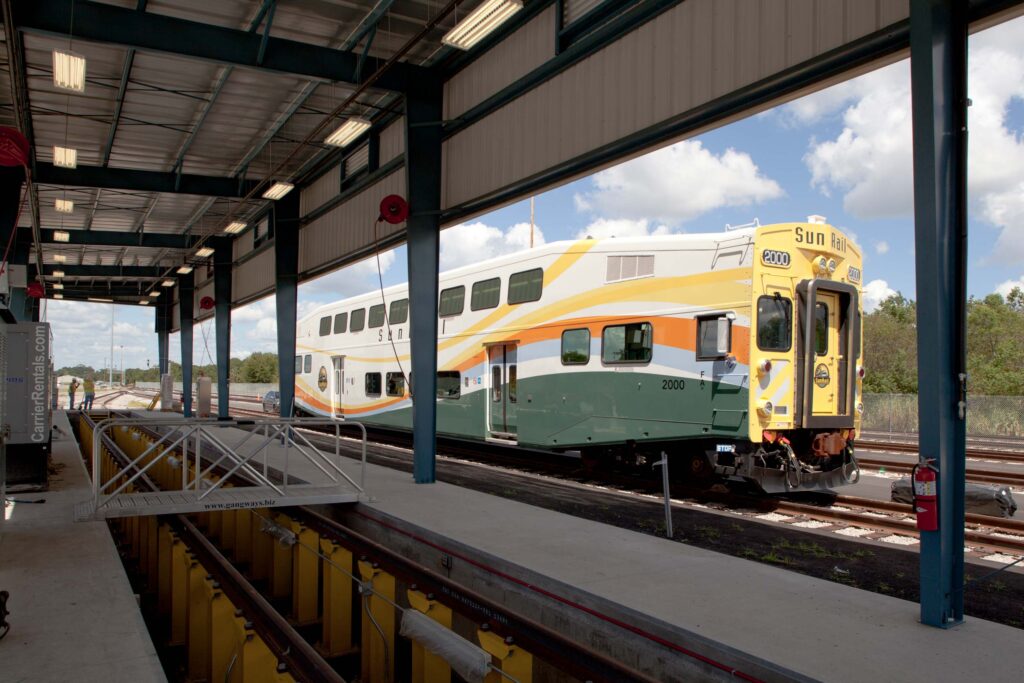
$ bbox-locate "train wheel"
[685,453,713,481]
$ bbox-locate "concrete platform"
[0,411,166,683]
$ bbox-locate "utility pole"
[109,306,114,385]
[120,345,124,385]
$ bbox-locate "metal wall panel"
[298,170,407,277]
[379,117,405,164]
[232,247,276,305]
[300,165,341,216]
[345,145,370,176]
[443,5,556,120]
[564,0,605,25]
[441,0,910,211]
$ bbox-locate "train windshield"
[756,295,792,351]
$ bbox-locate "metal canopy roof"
[1,0,477,305]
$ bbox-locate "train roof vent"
[606,255,654,283]
[807,214,827,224]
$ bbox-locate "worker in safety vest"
[82,375,96,410]
[68,378,80,409]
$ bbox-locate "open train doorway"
[487,343,518,441]
[331,356,345,418]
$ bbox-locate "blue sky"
[45,16,1024,371]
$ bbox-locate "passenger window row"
[364,371,462,399]
[558,315,736,366]
[318,298,410,337]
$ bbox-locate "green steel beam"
[35,162,257,197]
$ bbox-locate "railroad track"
[858,438,1024,465]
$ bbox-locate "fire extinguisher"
[912,459,939,532]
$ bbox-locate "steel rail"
[858,439,1024,463]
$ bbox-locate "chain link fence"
[863,394,1024,437]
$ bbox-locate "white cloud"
[800,20,1024,261]
[300,250,397,299]
[995,276,1024,298]
[42,301,158,370]
[573,140,783,226]
[875,241,890,255]
[863,279,897,313]
[439,221,545,270]
[574,218,671,240]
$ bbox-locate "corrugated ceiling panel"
[345,145,370,176]
[233,247,276,305]
[380,117,405,164]
[301,166,341,216]
[444,5,556,120]
[298,170,406,277]
[441,0,909,211]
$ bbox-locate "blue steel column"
[178,272,196,417]
[274,193,300,418]
[405,79,443,484]
[214,237,233,419]
[909,0,968,628]
[156,296,170,375]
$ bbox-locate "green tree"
[863,293,918,393]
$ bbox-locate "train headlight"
[758,400,774,417]
[816,256,828,274]
[827,259,837,274]
[757,359,772,375]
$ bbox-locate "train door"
[331,356,345,417]
[487,344,518,440]
[810,293,840,416]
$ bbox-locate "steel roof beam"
[34,227,199,249]
[35,162,257,197]
[15,0,416,91]
[32,264,166,278]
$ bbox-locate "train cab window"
[508,268,543,304]
[697,315,732,360]
[757,295,792,351]
[304,355,312,373]
[815,303,828,355]
[350,308,365,332]
[561,329,590,364]
[471,277,501,310]
[318,316,331,336]
[333,312,348,334]
[294,355,302,373]
[386,372,405,397]
[439,286,465,317]
[389,299,409,324]
[368,304,385,328]
[437,371,461,398]
[365,372,382,396]
[602,322,653,363]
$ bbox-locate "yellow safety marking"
[358,560,396,683]
[270,513,294,599]
[407,589,453,683]
[479,628,533,683]
[187,558,211,681]
[208,579,238,683]
[290,520,320,626]
[318,538,354,657]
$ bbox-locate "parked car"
[262,390,280,414]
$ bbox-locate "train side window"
[491,366,502,402]
[696,315,732,360]
[318,316,331,336]
[439,286,465,317]
[757,295,792,351]
[389,299,409,325]
[365,372,382,396]
[304,355,312,373]
[471,277,501,310]
[508,366,517,403]
[437,371,461,398]
[333,312,347,334]
[561,328,590,365]
[350,308,365,332]
[508,268,543,304]
[386,372,405,397]
[294,355,302,373]
[368,304,385,328]
[602,322,652,363]
[815,303,828,355]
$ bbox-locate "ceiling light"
[177,265,193,274]
[51,283,64,290]
[53,145,78,169]
[88,297,113,303]
[53,270,65,278]
[442,0,523,50]
[162,279,175,287]
[262,181,294,200]
[224,221,247,234]
[53,254,67,263]
[53,293,63,299]
[325,117,371,148]
[52,49,86,92]
[55,198,74,213]
[139,299,150,305]
[148,290,160,297]
[53,230,71,242]
[195,246,214,258]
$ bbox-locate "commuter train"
[294,219,864,493]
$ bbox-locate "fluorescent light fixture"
[262,181,294,200]
[224,221,247,234]
[53,145,78,169]
[55,198,74,213]
[148,290,160,297]
[176,265,193,274]
[53,254,67,263]
[325,117,371,148]
[441,0,523,50]
[162,279,175,287]
[195,246,214,258]
[52,49,86,92]
[52,270,65,278]
[51,283,64,290]
[139,299,150,305]
[88,297,113,303]
[53,230,71,242]
[53,293,63,299]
